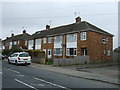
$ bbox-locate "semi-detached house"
[2,30,30,50]
[27,17,113,62]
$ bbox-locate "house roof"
[2,32,31,43]
[32,21,114,39]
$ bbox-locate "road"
[2,60,118,89]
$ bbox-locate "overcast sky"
[1,0,118,49]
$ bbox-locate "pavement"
[31,61,119,86]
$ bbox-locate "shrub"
[25,49,33,56]
[2,49,11,56]
[10,46,23,54]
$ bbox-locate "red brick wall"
[87,31,113,62]
[41,37,54,58]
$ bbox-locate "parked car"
[8,52,32,65]
[0,54,4,60]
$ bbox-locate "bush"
[25,50,33,56]
[10,46,23,54]
[2,49,11,56]
[33,50,45,57]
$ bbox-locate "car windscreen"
[11,54,18,57]
[19,53,29,57]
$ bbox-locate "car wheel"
[8,59,11,64]
[15,60,18,66]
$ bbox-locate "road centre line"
[33,77,71,90]
[15,79,38,90]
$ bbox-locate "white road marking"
[33,77,71,90]
[30,66,37,68]
[15,79,38,90]
[4,67,20,74]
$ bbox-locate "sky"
[1,0,119,49]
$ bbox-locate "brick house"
[2,30,31,50]
[28,17,113,62]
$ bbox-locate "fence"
[53,56,90,66]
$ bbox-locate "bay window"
[54,48,62,55]
[67,34,77,42]
[54,36,62,43]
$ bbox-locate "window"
[54,36,62,43]
[102,38,106,44]
[43,38,46,44]
[81,48,87,56]
[11,54,18,57]
[28,40,33,49]
[104,50,106,55]
[35,39,41,49]
[25,40,27,45]
[29,40,33,45]
[19,53,29,57]
[48,37,52,43]
[67,34,77,42]
[18,40,20,45]
[14,41,17,45]
[66,48,76,56]
[81,32,86,40]
[107,50,111,56]
[54,48,62,55]
[9,42,12,49]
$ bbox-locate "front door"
[48,49,52,59]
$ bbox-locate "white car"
[8,52,32,65]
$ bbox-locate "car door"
[10,54,18,63]
[9,54,15,63]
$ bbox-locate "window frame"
[54,36,62,43]
[66,48,77,56]
[54,48,62,56]
[67,34,77,42]
[43,38,46,44]
[48,37,52,43]
[81,32,86,41]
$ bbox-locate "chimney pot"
[75,16,81,23]
[46,25,50,30]
[11,33,14,37]
[23,30,26,33]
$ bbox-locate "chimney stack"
[75,16,81,23]
[23,30,26,34]
[46,25,50,30]
[11,33,14,37]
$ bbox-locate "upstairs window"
[54,36,62,43]
[43,38,46,44]
[81,32,86,40]
[102,38,106,44]
[18,40,20,45]
[14,41,17,45]
[48,37,52,43]
[25,40,27,45]
[67,34,77,42]
[35,39,41,45]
